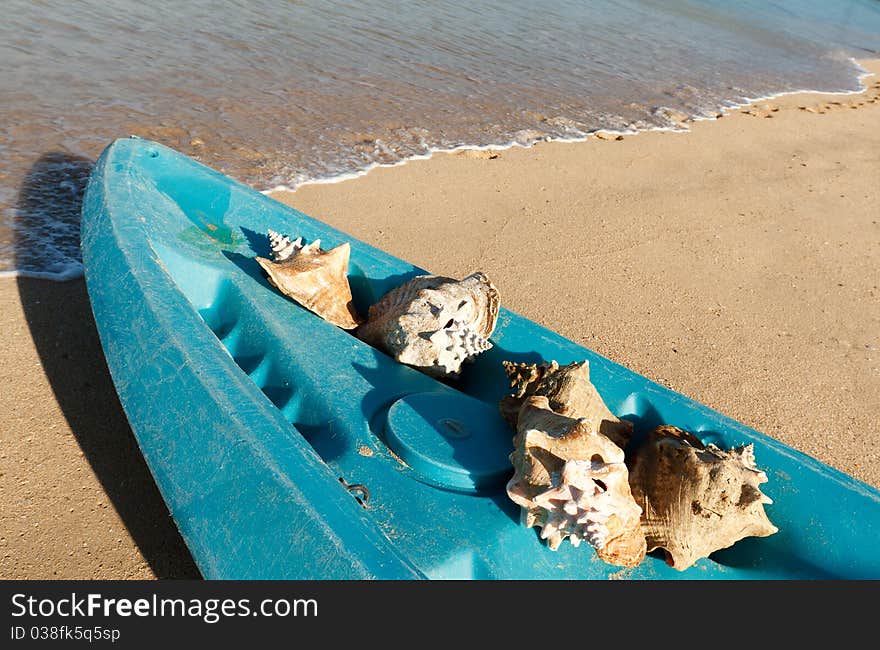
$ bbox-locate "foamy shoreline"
[261,57,876,196]
[2,59,874,282]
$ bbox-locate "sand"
[0,278,200,579]
[2,60,879,580]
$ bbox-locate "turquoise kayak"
[80,136,880,579]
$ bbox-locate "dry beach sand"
[2,60,879,580]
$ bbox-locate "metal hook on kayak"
[338,477,370,507]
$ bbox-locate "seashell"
[356,271,500,378]
[506,395,646,567]
[267,228,303,261]
[500,360,633,449]
[627,425,778,571]
[255,230,362,329]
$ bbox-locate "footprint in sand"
[457,149,500,160]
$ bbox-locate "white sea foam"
[0,263,84,282]
[263,57,876,196]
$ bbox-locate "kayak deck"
[81,137,880,579]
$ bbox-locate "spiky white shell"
[356,271,500,378]
[506,396,646,567]
[268,229,304,261]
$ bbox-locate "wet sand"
[2,60,878,579]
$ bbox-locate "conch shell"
[356,271,500,378]
[627,425,779,571]
[255,229,362,329]
[506,395,646,567]
[501,360,633,449]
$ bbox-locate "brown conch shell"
[255,230,362,329]
[356,271,500,378]
[628,425,779,571]
[500,360,633,449]
[506,395,646,567]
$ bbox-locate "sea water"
[2,0,879,279]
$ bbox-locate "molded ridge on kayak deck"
[80,137,880,579]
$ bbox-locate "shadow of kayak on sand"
[14,151,200,579]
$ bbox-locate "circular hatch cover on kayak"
[383,391,514,493]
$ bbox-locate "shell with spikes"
[627,425,778,571]
[355,271,500,379]
[499,359,633,449]
[506,395,647,568]
[255,230,362,330]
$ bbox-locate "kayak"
[80,136,880,579]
